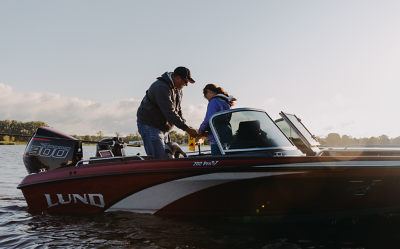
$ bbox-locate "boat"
[17,108,400,223]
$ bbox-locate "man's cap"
[174,66,195,83]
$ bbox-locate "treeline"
[0,119,205,145]
[71,130,209,145]
[71,131,144,144]
[319,133,400,147]
[0,120,48,142]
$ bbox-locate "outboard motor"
[23,127,83,174]
[95,137,126,157]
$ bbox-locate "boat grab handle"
[75,155,145,166]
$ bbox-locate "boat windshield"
[275,119,304,146]
[210,109,295,153]
[279,112,320,147]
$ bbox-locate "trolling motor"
[95,137,126,157]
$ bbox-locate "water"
[1,145,400,248]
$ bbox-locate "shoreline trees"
[0,120,48,142]
[319,133,400,147]
[3,119,397,147]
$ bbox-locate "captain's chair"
[230,120,270,149]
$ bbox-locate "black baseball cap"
[174,66,195,83]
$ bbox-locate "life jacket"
[211,94,236,107]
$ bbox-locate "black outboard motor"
[23,127,83,174]
[95,137,126,157]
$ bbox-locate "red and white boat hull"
[18,156,400,222]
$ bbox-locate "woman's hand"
[197,131,208,138]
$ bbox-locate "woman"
[198,84,236,156]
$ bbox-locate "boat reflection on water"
[17,108,400,223]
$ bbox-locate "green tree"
[0,119,49,142]
[124,133,134,143]
[84,135,92,141]
[341,135,351,147]
[392,136,400,145]
[133,132,141,141]
[97,131,104,141]
[123,132,142,143]
[367,137,379,145]
[379,134,390,145]
[169,131,178,142]
[326,133,341,146]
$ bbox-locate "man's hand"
[186,127,198,138]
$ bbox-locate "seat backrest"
[237,120,260,140]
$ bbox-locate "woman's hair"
[203,84,229,98]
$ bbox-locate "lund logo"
[45,194,105,208]
[346,180,382,196]
[30,143,71,159]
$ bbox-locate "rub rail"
[344,145,400,149]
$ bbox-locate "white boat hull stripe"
[106,171,303,213]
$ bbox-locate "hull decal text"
[45,194,105,208]
[346,180,382,196]
[193,161,218,167]
[29,143,71,158]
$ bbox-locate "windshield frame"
[209,108,298,155]
[278,112,320,147]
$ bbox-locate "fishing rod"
[0,133,141,147]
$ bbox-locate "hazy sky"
[1,1,400,138]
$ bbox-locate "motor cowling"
[23,127,83,174]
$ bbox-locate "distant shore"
[0,141,27,145]
[0,141,212,147]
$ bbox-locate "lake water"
[1,145,400,248]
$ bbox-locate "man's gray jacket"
[136,72,188,132]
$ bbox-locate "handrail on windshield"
[76,154,145,166]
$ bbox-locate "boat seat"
[230,120,271,149]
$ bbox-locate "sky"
[1,0,400,138]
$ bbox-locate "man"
[136,66,198,159]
